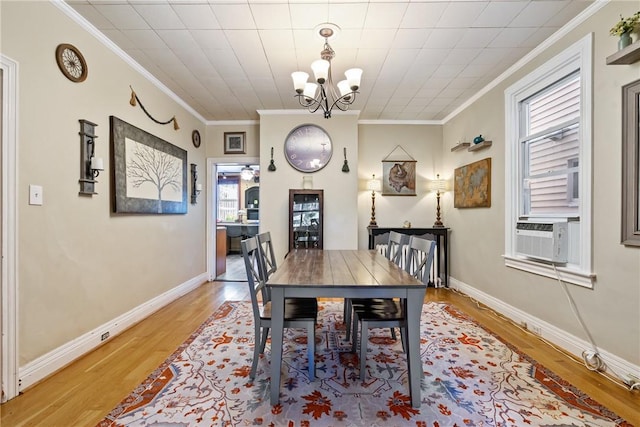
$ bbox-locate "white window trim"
[504,33,594,288]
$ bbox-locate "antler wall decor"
[129,86,179,130]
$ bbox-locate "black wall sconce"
[268,147,277,171]
[78,119,104,196]
[191,163,202,204]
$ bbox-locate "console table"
[368,226,450,287]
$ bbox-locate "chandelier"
[291,25,362,119]
[240,165,255,181]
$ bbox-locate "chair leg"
[359,320,369,381]
[390,327,397,340]
[307,322,315,381]
[351,312,359,353]
[344,298,352,341]
[259,327,269,354]
[250,325,262,379]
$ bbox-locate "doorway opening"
[213,163,259,282]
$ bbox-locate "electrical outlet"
[101,331,110,341]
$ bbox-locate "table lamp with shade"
[432,174,447,227]
[367,175,382,227]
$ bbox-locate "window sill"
[503,255,595,288]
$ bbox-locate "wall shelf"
[606,39,640,65]
[468,140,492,151]
[451,142,471,152]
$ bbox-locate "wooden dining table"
[267,249,426,407]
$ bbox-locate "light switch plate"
[29,185,43,205]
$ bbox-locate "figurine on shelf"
[473,135,485,144]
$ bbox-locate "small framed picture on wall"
[224,132,246,154]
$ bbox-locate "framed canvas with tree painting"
[110,116,187,214]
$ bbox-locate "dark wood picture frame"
[622,78,640,246]
[454,157,491,208]
[110,116,187,214]
[224,132,246,154]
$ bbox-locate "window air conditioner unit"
[515,221,568,263]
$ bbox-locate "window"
[520,72,580,217]
[505,34,593,287]
[217,177,239,222]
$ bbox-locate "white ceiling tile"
[436,2,489,28]
[121,30,167,49]
[250,3,291,30]
[156,30,200,51]
[392,29,431,49]
[472,1,527,27]
[191,30,231,50]
[328,3,368,29]
[132,4,184,30]
[359,29,396,49]
[400,2,448,28]
[259,30,295,52]
[211,4,256,30]
[442,48,482,65]
[510,1,570,27]
[93,4,149,30]
[489,27,538,48]
[289,3,330,29]
[457,28,501,48]
[425,28,462,49]
[363,3,408,29]
[172,4,220,30]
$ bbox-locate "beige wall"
[357,124,443,249]
[442,1,640,364]
[258,112,360,261]
[2,2,206,364]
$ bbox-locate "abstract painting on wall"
[454,157,491,208]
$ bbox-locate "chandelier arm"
[329,91,358,112]
[295,94,323,114]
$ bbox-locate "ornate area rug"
[98,301,629,426]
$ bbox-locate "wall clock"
[55,43,88,83]
[284,124,333,173]
[192,130,201,148]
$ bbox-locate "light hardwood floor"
[1,281,638,426]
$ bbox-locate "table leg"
[269,287,285,405]
[405,289,423,408]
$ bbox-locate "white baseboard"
[449,277,640,382]
[18,273,209,391]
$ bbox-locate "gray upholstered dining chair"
[351,236,436,381]
[344,231,410,341]
[241,236,318,381]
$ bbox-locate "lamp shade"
[337,80,351,96]
[291,71,309,92]
[303,82,318,99]
[311,59,330,83]
[431,174,446,192]
[367,178,381,192]
[344,68,363,90]
[90,157,104,171]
